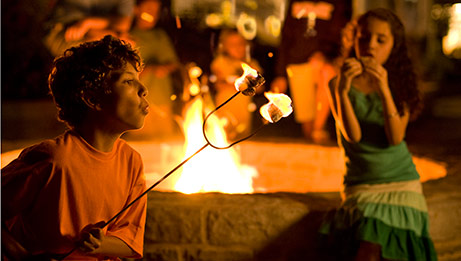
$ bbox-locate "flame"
[260,92,293,123]
[234,63,258,92]
[173,97,257,194]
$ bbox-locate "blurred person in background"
[44,0,135,57]
[210,28,264,140]
[124,0,181,140]
[271,0,351,143]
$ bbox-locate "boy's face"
[100,63,149,132]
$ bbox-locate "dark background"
[2,0,461,157]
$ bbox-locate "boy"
[2,35,149,260]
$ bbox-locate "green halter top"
[339,86,420,186]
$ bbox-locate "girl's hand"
[338,57,362,93]
[360,57,389,95]
[77,221,106,254]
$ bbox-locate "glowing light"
[264,15,281,38]
[260,92,293,123]
[188,65,203,96]
[236,13,257,40]
[205,13,223,27]
[140,12,154,23]
[189,83,200,96]
[173,98,257,194]
[295,8,307,19]
[175,15,182,29]
[189,66,202,78]
[443,3,461,58]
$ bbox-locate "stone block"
[145,203,203,244]
[206,196,309,247]
[142,245,180,260]
[183,246,253,261]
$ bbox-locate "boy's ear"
[81,94,102,111]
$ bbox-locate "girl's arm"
[332,58,363,143]
[378,88,410,145]
[361,57,409,145]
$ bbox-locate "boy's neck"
[73,126,121,152]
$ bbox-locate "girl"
[322,8,437,260]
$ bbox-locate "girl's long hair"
[343,8,423,119]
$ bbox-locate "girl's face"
[223,33,247,60]
[355,17,394,65]
[101,63,149,132]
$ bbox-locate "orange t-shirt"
[2,131,147,260]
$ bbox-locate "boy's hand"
[77,221,106,254]
[75,221,136,258]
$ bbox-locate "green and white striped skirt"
[320,179,437,260]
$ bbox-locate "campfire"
[173,96,257,194]
[172,63,292,194]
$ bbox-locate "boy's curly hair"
[48,35,143,128]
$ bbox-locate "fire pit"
[126,139,446,260]
[129,140,446,194]
[0,139,448,260]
